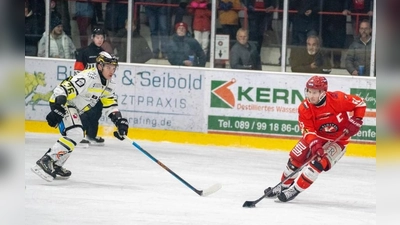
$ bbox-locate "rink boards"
[25,120,375,158]
[25,57,376,157]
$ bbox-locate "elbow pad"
[55,95,67,105]
[108,111,123,124]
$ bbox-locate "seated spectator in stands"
[37,17,76,58]
[290,35,331,74]
[115,19,153,63]
[229,28,261,70]
[345,20,372,76]
[166,22,206,67]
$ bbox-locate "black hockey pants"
[81,101,103,139]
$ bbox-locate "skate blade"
[77,143,89,148]
[31,165,54,182]
[54,176,70,180]
[88,142,105,146]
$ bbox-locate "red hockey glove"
[346,116,363,136]
[309,139,325,157]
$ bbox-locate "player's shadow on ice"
[287,198,375,213]
[28,178,142,191]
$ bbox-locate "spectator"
[50,0,62,21]
[174,2,188,26]
[89,26,114,54]
[166,22,206,67]
[25,0,44,56]
[54,0,72,37]
[143,0,169,59]
[92,2,104,25]
[289,0,320,46]
[73,27,108,147]
[104,0,128,45]
[218,0,241,41]
[115,19,153,63]
[74,27,106,73]
[321,0,350,68]
[290,35,331,74]
[74,1,94,48]
[229,28,261,70]
[242,0,276,53]
[37,17,76,59]
[345,20,372,76]
[189,0,212,55]
[348,0,374,37]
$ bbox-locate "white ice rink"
[25,132,376,225]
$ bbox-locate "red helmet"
[306,76,328,91]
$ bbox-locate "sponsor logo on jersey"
[319,123,338,133]
[87,71,97,79]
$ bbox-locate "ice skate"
[31,155,56,182]
[54,164,71,179]
[264,185,289,198]
[277,186,300,202]
[87,136,105,146]
[78,139,89,148]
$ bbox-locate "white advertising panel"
[25,58,206,132]
[206,71,376,142]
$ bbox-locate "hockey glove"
[46,104,66,127]
[114,118,129,140]
[345,116,363,136]
[109,111,129,140]
[309,138,325,157]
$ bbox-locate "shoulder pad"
[83,68,98,79]
[299,100,309,110]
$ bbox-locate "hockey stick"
[242,132,347,208]
[114,132,222,197]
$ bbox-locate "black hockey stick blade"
[242,196,266,208]
[242,187,272,208]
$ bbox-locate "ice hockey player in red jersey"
[265,75,366,202]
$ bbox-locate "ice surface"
[25,133,376,225]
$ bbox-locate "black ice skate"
[277,186,301,202]
[53,164,71,178]
[31,155,56,182]
[87,136,105,146]
[264,185,289,198]
[78,139,90,148]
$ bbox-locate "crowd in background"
[25,0,375,76]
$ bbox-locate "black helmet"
[92,27,106,38]
[96,51,118,67]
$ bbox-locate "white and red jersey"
[298,91,366,146]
